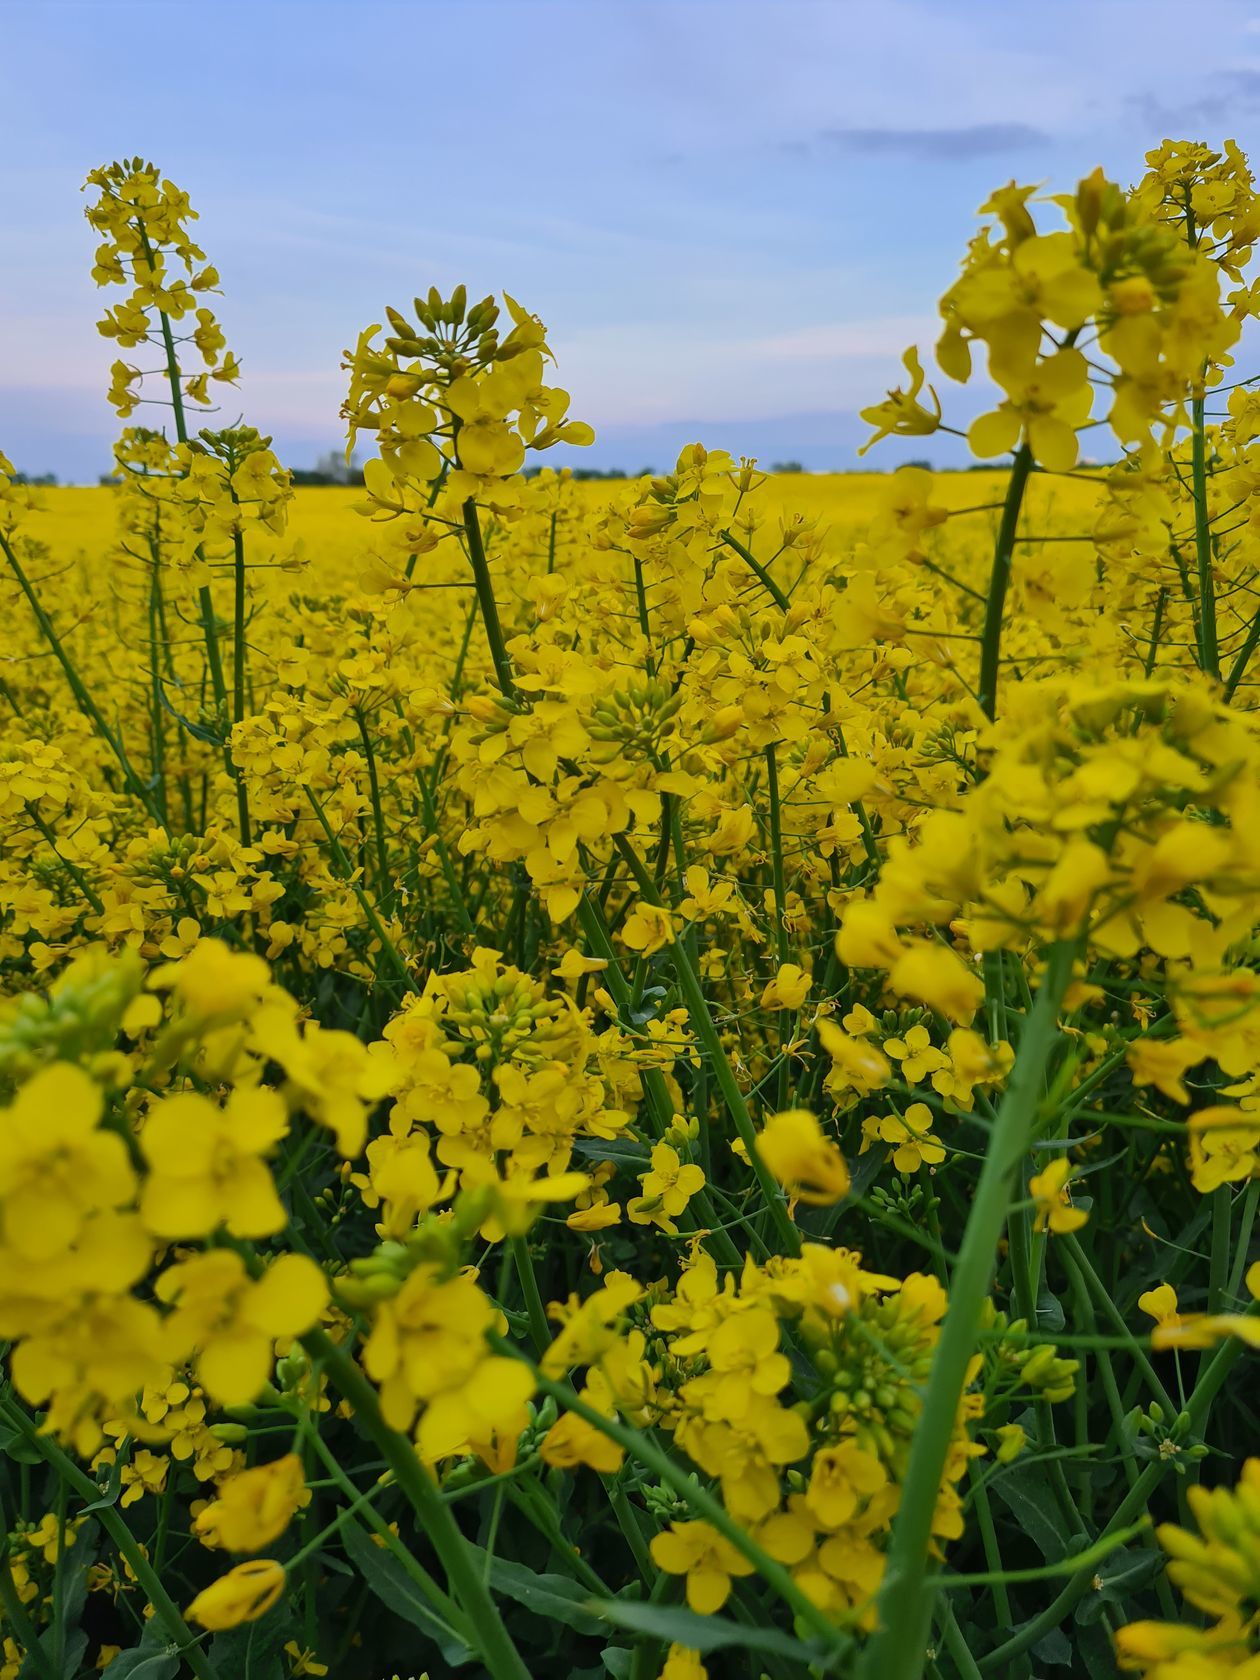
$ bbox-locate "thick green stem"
[719,528,788,610]
[300,1329,531,1680]
[860,940,1076,1680]
[462,498,517,700]
[1190,394,1218,679]
[0,1400,218,1680]
[977,444,1033,720]
[231,531,251,845]
[510,1234,551,1354]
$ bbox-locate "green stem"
[148,274,230,729]
[0,1401,218,1680]
[936,1596,984,1680]
[613,834,802,1257]
[231,530,251,846]
[300,1329,530,1680]
[977,444,1034,720]
[462,498,517,700]
[303,782,414,994]
[496,1341,846,1659]
[1190,394,1218,679]
[297,1408,464,1631]
[719,529,788,610]
[860,940,1076,1680]
[147,544,169,824]
[1208,1183,1231,1313]
[1224,604,1260,699]
[510,1234,551,1355]
[1226,1179,1259,1301]
[0,531,159,820]
[966,1468,1010,1628]
[604,1474,654,1580]
[1058,1232,1176,1415]
[764,743,793,1112]
[0,1539,56,1680]
[25,803,104,915]
[575,893,745,1268]
[356,709,392,909]
[976,1315,1253,1672]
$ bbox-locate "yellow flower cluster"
[0,139,1257,1680]
[85,158,241,418]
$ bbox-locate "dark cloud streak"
[1127,69,1260,133]
[817,122,1050,160]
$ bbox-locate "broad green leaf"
[583,1597,843,1667]
[462,1543,607,1636]
[341,1517,475,1666]
[99,1649,180,1680]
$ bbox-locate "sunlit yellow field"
[3,144,1259,1680]
[28,471,1105,568]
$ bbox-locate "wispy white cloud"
[6,0,1260,479]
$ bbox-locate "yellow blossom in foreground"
[139,1087,289,1239]
[193,1453,308,1551]
[186,1558,286,1629]
[649,1518,756,1613]
[757,1108,851,1205]
[157,1251,328,1407]
[0,1063,134,1261]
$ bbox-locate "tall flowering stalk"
[0,141,1258,1680]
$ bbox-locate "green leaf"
[98,1598,181,1677]
[207,1609,294,1680]
[17,1630,86,1680]
[1031,1625,1073,1667]
[572,1137,650,1167]
[584,1598,840,1666]
[81,1445,131,1513]
[1035,1287,1066,1334]
[1072,1617,1120,1672]
[461,1544,607,1636]
[1074,1547,1163,1626]
[99,1648,181,1680]
[340,1517,474,1666]
[0,1422,43,1466]
[989,1459,1072,1562]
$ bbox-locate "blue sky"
[5,0,1260,480]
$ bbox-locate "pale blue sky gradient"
[4,0,1260,478]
